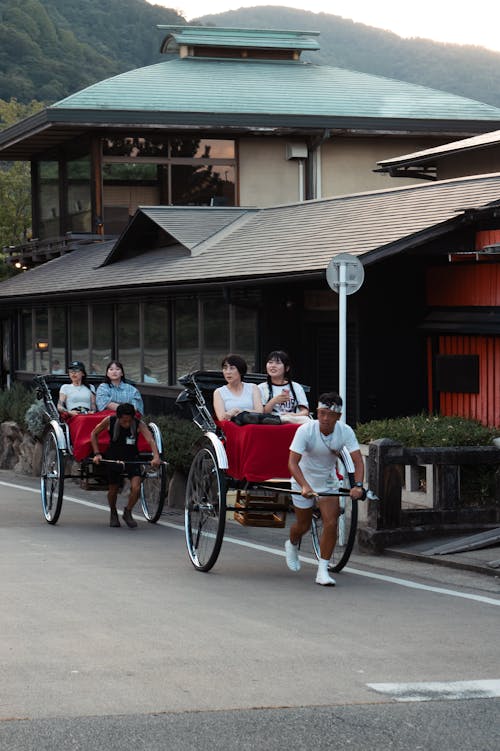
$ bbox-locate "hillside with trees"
[0,0,185,103]
[196,6,500,110]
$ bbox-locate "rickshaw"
[177,371,374,573]
[34,375,167,525]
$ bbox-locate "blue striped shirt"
[96,381,144,414]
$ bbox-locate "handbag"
[230,411,282,426]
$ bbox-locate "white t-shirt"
[258,381,308,415]
[60,383,95,412]
[289,419,359,494]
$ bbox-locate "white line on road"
[367,679,500,702]
[4,480,500,608]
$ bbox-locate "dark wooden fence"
[358,439,500,550]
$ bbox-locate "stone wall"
[0,422,41,476]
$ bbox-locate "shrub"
[356,413,497,447]
[0,382,36,429]
[25,400,49,438]
[148,414,203,475]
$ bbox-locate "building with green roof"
[1,25,500,248]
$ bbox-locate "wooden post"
[368,438,403,530]
[433,464,460,509]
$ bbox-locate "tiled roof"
[378,129,500,170]
[2,173,500,301]
[52,57,500,122]
[158,25,321,51]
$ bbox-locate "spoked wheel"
[40,429,65,524]
[311,496,358,572]
[185,444,227,572]
[140,462,167,522]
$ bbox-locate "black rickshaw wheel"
[40,429,65,524]
[140,462,167,522]
[185,444,227,572]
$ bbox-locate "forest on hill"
[197,6,500,109]
[0,0,184,103]
[1,0,500,107]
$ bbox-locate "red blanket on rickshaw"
[218,420,300,482]
[67,411,151,461]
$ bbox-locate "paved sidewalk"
[385,536,500,577]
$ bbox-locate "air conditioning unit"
[285,143,308,160]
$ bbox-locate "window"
[143,303,169,384]
[38,161,60,239]
[202,298,229,370]
[67,157,92,233]
[19,310,33,371]
[233,306,257,371]
[91,305,113,375]
[117,303,140,382]
[50,308,66,373]
[175,298,199,380]
[34,309,49,373]
[71,305,89,367]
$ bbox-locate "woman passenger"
[213,354,263,421]
[96,360,144,414]
[57,361,96,416]
[259,350,309,421]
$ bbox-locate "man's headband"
[317,401,342,413]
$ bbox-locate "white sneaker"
[285,540,301,572]
[315,568,336,586]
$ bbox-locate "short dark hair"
[116,402,135,418]
[221,353,248,378]
[318,392,343,410]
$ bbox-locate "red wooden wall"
[427,230,500,426]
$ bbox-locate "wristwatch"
[354,481,364,488]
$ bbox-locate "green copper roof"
[52,57,500,122]
[158,25,320,52]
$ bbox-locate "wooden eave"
[0,106,498,161]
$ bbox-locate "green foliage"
[0,382,36,428]
[148,413,203,475]
[0,99,44,250]
[355,413,497,447]
[0,0,186,104]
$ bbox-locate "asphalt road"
[1,470,499,750]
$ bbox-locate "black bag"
[230,411,282,426]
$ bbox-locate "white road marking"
[3,480,500,608]
[367,679,500,702]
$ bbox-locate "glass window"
[117,303,140,382]
[171,138,235,159]
[92,305,113,375]
[202,299,229,370]
[70,305,89,369]
[19,310,33,371]
[67,157,91,233]
[103,163,158,182]
[233,306,257,371]
[143,303,169,384]
[103,136,169,158]
[171,164,235,206]
[175,298,199,380]
[38,161,60,239]
[50,307,66,373]
[34,309,49,373]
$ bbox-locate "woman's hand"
[93,453,102,464]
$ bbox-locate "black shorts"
[105,461,142,486]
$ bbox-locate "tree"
[0,98,44,274]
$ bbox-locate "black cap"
[68,361,85,371]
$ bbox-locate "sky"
[148,0,500,53]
